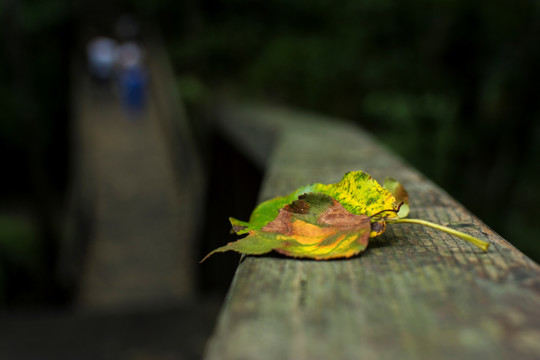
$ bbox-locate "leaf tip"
[199,252,214,263]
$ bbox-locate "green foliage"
[0,216,40,269]
[19,0,68,31]
[178,75,207,105]
[0,215,41,304]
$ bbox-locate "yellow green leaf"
[230,171,399,235]
[313,171,397,219]
[383,177,409,218]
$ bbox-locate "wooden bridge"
[2,31,539,360]
[67,37,205,310]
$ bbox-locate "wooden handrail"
[204,103,540,359]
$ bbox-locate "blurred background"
[0,0,539,358]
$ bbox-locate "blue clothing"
[119,65,148,113]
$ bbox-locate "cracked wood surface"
[204,104,540,360]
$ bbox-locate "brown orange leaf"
[201,193,371,261]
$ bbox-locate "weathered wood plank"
[204,104,540,360]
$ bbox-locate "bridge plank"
[204,104,540,359]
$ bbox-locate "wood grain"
[205,104,540,359]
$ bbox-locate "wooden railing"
[204,103,540,359]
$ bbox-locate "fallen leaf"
[201,193,371,261]
[230,171,400,236]
[202,170,490,262]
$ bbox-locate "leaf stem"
[368,202,402,219]
[388,218,490,251]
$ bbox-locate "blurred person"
[86,36,117,88]
[115,41,148,119]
